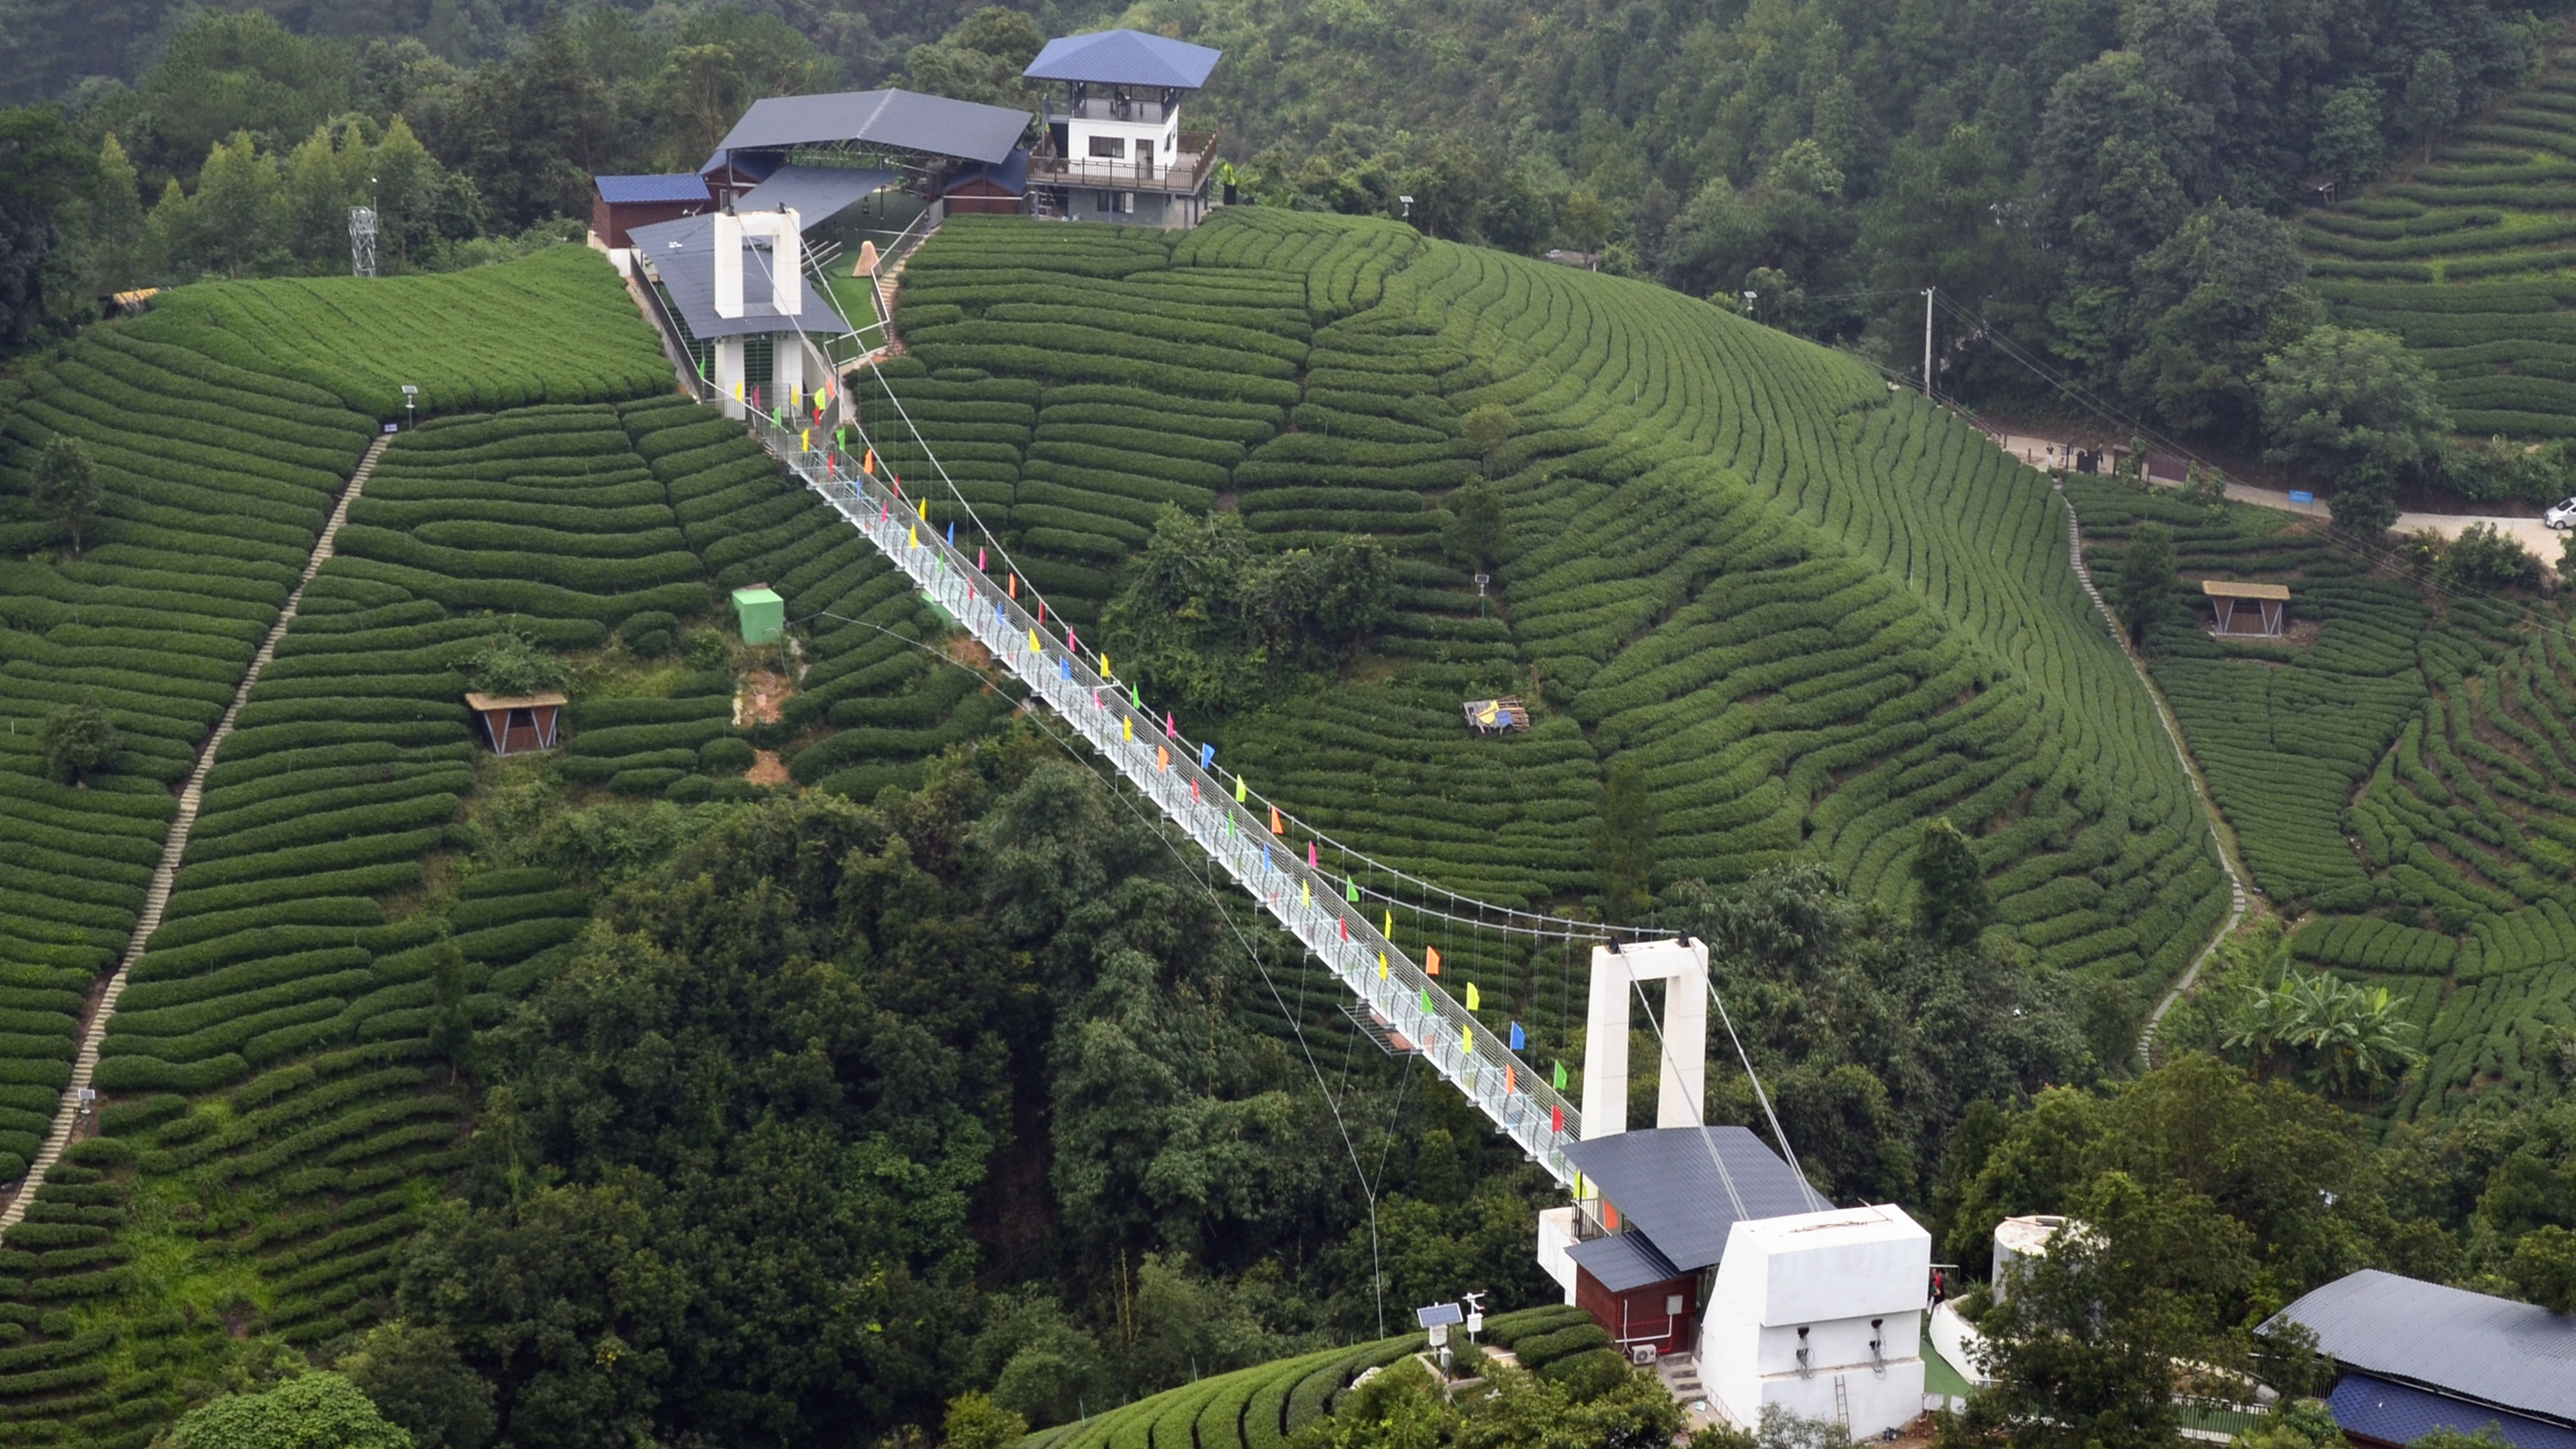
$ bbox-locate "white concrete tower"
[1581,938,1710,1139]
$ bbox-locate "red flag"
[1339,916,1348,940]
[1009,573,1018,599]
[1552,1105,1564,1134]
[1038,599,1046,624]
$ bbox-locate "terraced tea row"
[2306,50,2576,435]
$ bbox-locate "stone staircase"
[1656,1353,1717,1427]
[0,434,391,1230]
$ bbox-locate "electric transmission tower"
[349,206,379,277]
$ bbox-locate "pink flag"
[978,547,987,570]
[1164,712,1175,738]
[1308,840,1318,867]
[1067,628,1079,653]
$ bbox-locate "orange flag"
[1426,946,1442,976]
[1157,745,1169,772]
[1268,805,1284,835]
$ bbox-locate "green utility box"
[731,586,784,645]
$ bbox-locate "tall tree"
[2260,326,2448,538]
[1912,817,1993,949]
[2112,522,2179,648]
[0,104,95,349]
[28,433,101,557]
[1595,757,1657,923]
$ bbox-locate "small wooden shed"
[2202,580,2291,637]
[466,692,568,756]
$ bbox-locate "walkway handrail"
[755,425,1593,1183]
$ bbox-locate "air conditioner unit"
[1628,1344,1659,1366]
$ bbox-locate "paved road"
[1988,429,2564,561]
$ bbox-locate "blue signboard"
[2288,490,2315,505]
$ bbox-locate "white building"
[1534,939,1931,1437]
[1024,30,1224,227]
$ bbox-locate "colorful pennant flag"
[1268,806,1284,834]
[1061,657,1071,680]
[1552,1060,1567,1091]
[1383,909,1392,935]
[1027,627,1041,654]
[978,546,987,570]
[862,447,877,474]
[1122,715,1133,741]
[1344,877,1359,904]
[1234,775,1246,804]
[1466,983,1481,1011]
[1200,743,1215,770]
[916,497,927,520]
[1509,1021,1525,1051]
[907,525,917,548]
[1158,746,1170,772]
[1552,1105,1564,1134]
[1038,600,1046,625]
[1100,652,1111,678]
[800,428,810,451]
[1426,947,1441,976]
[1164,712,1175,738]
[1299,880,1311,906]
[1338,916,1348,940]
[1506,1065,1517,1094]
[947,520,956,545]
[1190,777,1200,800]
[1463,1027,1472,1053]
[1378,950,1388,980]
[1307,840,1318,868]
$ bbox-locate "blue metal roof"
[2269,1271,2576,1426]
[627,214,847,341]
[1559,1127,1827,1275]
[1024,29,1222,90]
[595,173,711,205]
[2332,1374,2576,1449]
[1565,1231,1686,1294]
[944,148,1029,197]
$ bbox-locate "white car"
[2551,497,2576,530]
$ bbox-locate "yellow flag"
[908,525,917,548]
[791,383,801,409]
[1100,654,1112,679]
[1234,775,1246,803]
[1122,715,1133,742]
[1028,628,1041,654]
[1383,909,1392,936]
[1378,950,1388,980]
[917,497,928,520]
[801,429,810,451]
[1463,1026,1473,1053]
[1467,983,1482,1011]
[1300,880,1311,907]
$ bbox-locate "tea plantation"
[896,211,2223,1046]
[0,243,1030,1445]
[0,208,2295,1441]
[1013,1305,1593,1449]
[2304,45,2576,435]
[2066,476,2575,1120]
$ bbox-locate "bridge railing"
[758,428,1589,1183]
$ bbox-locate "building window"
[1118,192,1136,214]
[1088,136,1126,159]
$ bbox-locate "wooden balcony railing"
[1030,131,1219,194]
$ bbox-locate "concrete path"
[0,434,390,1231]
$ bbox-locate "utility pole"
[1922,288,1934,399]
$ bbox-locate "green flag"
[1344,877,1360,904]
[1552,1060,1567,1091]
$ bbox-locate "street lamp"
[401,383,418,431]
[1399,194,1414,221]
[1473,572,1490,618]
[1742,289,1758,322]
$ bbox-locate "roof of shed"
[595,173,713,206]
[1024,29,1222,89]
[2330,1373,2576,1449]
[2269,1271,2576,1426]
[1559,1127,1827,1274]
[734,165,902,221]
[1564,1231,1687,1293]
[2200,579,2291,600]
[629,214,834,340]
[944,148,1030,196]
[703,89,1029,171]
